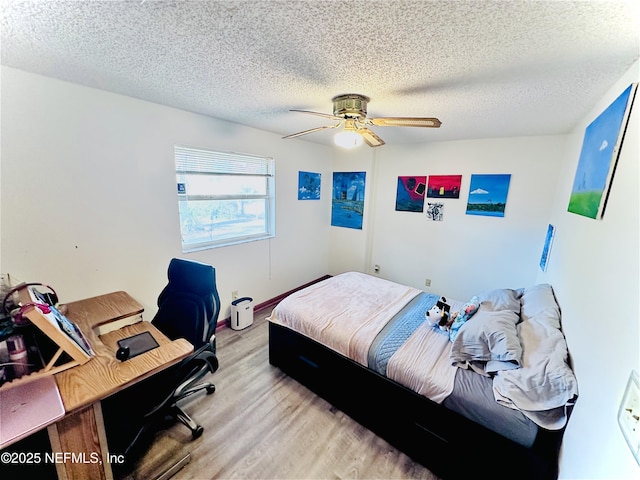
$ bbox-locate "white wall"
[2,63,639,478]
[0,67,332,318]
[338,135,566,301]
[328,147,376,274]
[538,62,639,479]
[327,61,639,477]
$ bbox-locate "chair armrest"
[193,349,219,373]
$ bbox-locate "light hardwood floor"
[125,309,441,480]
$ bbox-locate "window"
[175,145,275,252]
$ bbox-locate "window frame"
[175,145,275,252]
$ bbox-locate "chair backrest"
[151,258,220,349]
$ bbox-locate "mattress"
[368,290,539,446]
[268,272,577,448]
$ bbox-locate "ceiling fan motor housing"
[332,94,369,119]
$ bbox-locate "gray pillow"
[476,287,522,313]
[450,289,523,375]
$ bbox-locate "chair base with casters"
[103,343,219,471]
[147,344,219,443]
[112,349,218,463]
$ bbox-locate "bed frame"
[269,322,566,480]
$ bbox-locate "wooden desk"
[47,291,193,480]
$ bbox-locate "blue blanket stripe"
[368,292,441,375]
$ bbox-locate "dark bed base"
[269,322,565,480]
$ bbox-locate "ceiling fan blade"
[290,109,342,121]
[368,117,442,128]
[358,128,385,147]
[282,123,340,139]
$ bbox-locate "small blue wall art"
[298,171,321,200]
[539,224,556,272]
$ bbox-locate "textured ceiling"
[2,0,639,147]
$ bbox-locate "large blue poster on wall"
[331,171,366,229]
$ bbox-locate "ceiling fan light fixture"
[285,93,440,147]
[334,129,363,148]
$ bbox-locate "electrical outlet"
[232,290,239,300]
[425,278,432,287]
[618,371,640,463]
[374,264,380,273]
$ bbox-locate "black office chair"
[103,258,220,463]
[147,257,220,436]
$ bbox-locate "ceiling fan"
[282,94,441,147]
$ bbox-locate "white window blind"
[175,146,273,175]
[175,145,275,251]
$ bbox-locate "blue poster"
[568,84,637,219]
[298,171,321,200]
[539,224,556,271]
[331,172,366,229]
[395,176,426,212]
[466,174,511,217]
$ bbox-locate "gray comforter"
[449,284,578,429]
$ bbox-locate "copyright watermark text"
[1,451,126,466]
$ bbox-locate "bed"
[267,272,577,480]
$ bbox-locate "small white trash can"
[230,297,254,330]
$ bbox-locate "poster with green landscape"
[568,83,637,219]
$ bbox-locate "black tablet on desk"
[117,331,159,360]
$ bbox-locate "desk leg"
[47,402,113,480]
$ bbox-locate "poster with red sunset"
[426,175,462,198]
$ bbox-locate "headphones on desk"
[2,282,58,324]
